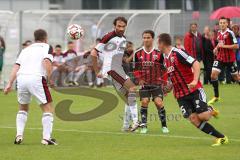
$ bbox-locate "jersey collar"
[142,46,154,54]
[220,28,229,35]
[166,47,174,59]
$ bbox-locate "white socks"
[123,103,132,128]
[129,103,138,124]
[127,92,138,124]
[16,110,28,136]
[42,112,54,140]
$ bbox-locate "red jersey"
[133,47,167,85]
[216,28,238,63]
[164,47,202,99]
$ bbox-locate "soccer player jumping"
[208,16,239,105]
[91,17,139,131]
[158,33,228,146]
[4,29,57,145]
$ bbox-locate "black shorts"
[177,88,209,118]
[139,85,163,101]
[212,60,238,75]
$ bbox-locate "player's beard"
[116,30,124,36]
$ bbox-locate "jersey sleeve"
[95,43,105,53]
[44,45,54,62]
[15,53,22,65]
[176,49,196,66]
[229,31,238,44]
[95,32,114,52]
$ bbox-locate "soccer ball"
[67,24,84,40]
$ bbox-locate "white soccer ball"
[67,24,84,40]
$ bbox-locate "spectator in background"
[232,24,240,72]
[95,38,104,87]
[202,26,215,84]
[184,22,203,61]
[52,45,66,86]
[0,36,5,84]
[83,38,104,87]
[227,18,232,29]
[67,56,86,86]
[83,50,94,87]
[64,41,77,61]
[174,35,184,50]
[122,41,134,77]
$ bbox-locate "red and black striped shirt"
[164,47,202,99]
[216,28,238,63]
[133,47,166,85]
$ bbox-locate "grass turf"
[0,85,239,160]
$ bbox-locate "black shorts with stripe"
[177,88,208,118]
[139,85,163,101]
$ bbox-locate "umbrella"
[210,6,240,20]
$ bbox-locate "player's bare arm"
[3,64,20,94]
[217,43,239,49]
[188,60,200,89]
[91,48,101,77]
[43,58,54,87]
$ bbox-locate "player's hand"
[96,72,103,78]
[213,47,218,55]
[3,83,12,95]
[187,80,198,89]
[139,80,145,87]
[48,79,55,88]
[217,43,224,48]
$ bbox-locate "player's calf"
[154,98,168,133]
[127,91,139,132]
[189,113,225,141]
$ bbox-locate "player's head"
[67,41,75,50]
[34,29,48,43]
[142,30,155,48]
[226,18,231,28]
[232,24,239,36]
[158,33,172,51]
[125,41,134,53]
[219,17,228,30]
[174,35,183,46]
[113,16,127,36]
[203,26,211,35]
[189,22,198,33]
[55,44,62,56]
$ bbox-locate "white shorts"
[17,75,52,105]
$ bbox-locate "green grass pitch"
[0,85,240,160]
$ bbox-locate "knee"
[154,99,163,108]
[129,86,136,92]
[211,72,218,80]
[141,99,150,107]
[232,74,239,81]
[189,114,201,127]
[198,112,211,121]
[19,104,29,112]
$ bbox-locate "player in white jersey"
[91,17,139,131]
[3,29,57,145]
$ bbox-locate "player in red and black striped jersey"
[158,33,228,146]
[209,17,240,105]
[133,30,169,134]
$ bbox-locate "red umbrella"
[210,6,240,20]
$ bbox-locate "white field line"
[0,126,240,142]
